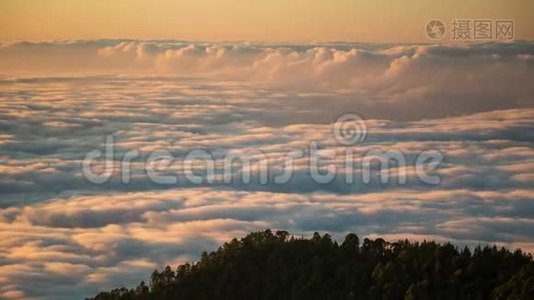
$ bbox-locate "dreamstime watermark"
[82,114,444,186]
[425,18,514,41]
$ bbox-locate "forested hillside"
[89,230,533,300]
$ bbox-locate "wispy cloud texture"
[0,40,533,299]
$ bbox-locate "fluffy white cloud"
[0,40,533,299]
[1,40,534,117]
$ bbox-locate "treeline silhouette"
[88,229,533,300]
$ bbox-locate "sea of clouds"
[0,40,533,299]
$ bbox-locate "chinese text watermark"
[426,19,514,41]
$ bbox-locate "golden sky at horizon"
[1,0,533,42]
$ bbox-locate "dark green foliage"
[492,262,534,299]
[88,229,533,300]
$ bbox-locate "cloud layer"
[1,40,534,119]
[0,40,533,299]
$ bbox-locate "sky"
[0,1,534,300]
[1,0,534,42]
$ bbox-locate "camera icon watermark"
[425,19,446,40]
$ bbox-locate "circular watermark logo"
[333,114,367,146]
[425,19,446,40]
